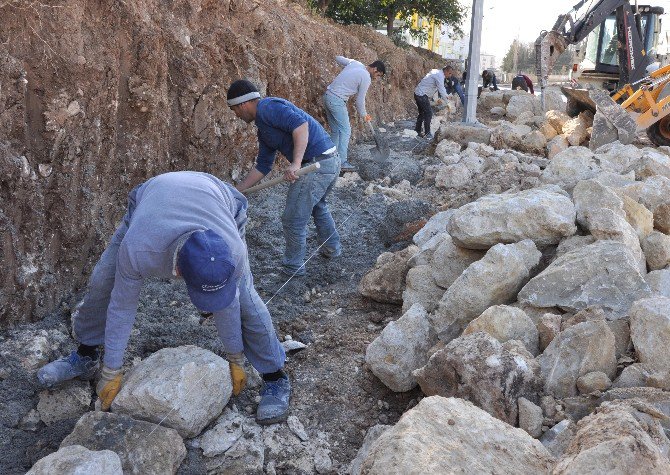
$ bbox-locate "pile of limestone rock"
[357,136,670,473]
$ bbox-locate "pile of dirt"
[0,0,441,327]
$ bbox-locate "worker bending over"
[414,66,450,139]
[512,73,535,94]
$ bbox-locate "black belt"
[303,151,336,165]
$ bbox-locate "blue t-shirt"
[254,97,334,175]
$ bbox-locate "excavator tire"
[646,115,670,147]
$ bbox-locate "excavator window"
[599,16,619,66]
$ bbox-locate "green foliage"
[311,0,465,40]
[501,40,575,74]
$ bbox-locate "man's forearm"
[291,123,309,165]
[236,169,265,192]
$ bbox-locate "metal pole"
[463,0,485,124]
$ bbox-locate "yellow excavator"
[536,0,670,147]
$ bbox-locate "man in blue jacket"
[37,172,290,425]
[228,79,342,277]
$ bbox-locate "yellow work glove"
[364,114,373,122]
[228,352,247,396]
[96,366,123,411]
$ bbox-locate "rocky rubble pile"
[358,125,670,471]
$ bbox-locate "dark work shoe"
[340,161,357,173]
[37,351,99,388]
[320,246,342,258]
[256,376,291,425]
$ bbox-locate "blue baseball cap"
[178,229,237,312]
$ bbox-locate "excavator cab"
[571,5,665,91]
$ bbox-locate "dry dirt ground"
[0,122,435,474]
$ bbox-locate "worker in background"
[229,79,342,277]
[512,73,535,94]
[482,69,499,91]
[37,171,290,425]
[323,56,386,172]
[414,66,450,139]
[445,65,465,107]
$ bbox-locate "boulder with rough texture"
[630,296,670,371]
[506,94,542,120]
[348,425,390,475]
[60,411,186,474]
[547,135,569,159]
[520,130,548,156]
[27,445,122,475]
[553,401,670,474]
[633,148,670,180]
[448,186,577,249]
[589,111,620,151]
[429,234,484,289]
[539,121,558,140]
[491,106,506,116]
[112,345,231,438]
[622,195,654,238]
[409,233,447,267]
[646,269,670,297]
[519,241,651,315]
[434,139,461,160]
[594,141,642,171]
[489,121,531,150]
[359,246,417,304]
[654,202,670,234]
[360,396,554,475]
[546,110,571,134]
[37,380,91,425]
[541,146,615,190]
[617,176,670,220]
[573,179,624,228]
[541,420,576,459]
[538,313,562,351]
[538,320,616,398]
[432,240,541,341]
[366,304,437,392]
[435,122,491,146]
[641,231,670,271]
[401,266,444,313]
[435,163,471,189]
[585,207,646,272]
[481,90,505,109]
[563,112,591,146]
[576,371,612,394]
[555,235,596,258]
[518,397,543,438]
[414,333,541,424]
[412,211,453,247]
[463,305,539,355]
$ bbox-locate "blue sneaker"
[37,351,99,388]
[256,376,291,425]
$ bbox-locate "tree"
[501,40,574,74]
[311,0,465,44]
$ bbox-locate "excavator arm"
[535,0,653,104]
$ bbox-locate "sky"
[467,0,670,62]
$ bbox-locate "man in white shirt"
[323,56,386,172]
[414,66,450,140]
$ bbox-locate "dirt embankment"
[0,0,440,326]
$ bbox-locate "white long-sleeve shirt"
[326,56,371,116]
[414,69,448,99]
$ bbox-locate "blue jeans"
[282,154,341,275]
[73,185,285,374]
[323,92,351,164]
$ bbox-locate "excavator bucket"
[588,88,638,150]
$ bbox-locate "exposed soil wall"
[0,0,440,326]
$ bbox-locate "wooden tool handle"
[243,162,321,194]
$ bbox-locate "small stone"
[19,409,41,431]
[287,415,309,442]
[576,371,612,394]
[313,447,332,474]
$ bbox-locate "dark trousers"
[414,94,432,135]
[512,76,529,92]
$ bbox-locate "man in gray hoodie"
[37,171,290,425]
[323,56,386,172]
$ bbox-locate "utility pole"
[463,0,484,124]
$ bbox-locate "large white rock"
[553,401,670,474]
[641,231,670,271]
[463,305,539,355]
[489,121,532,150]
[348,425,390,475]
[412,210,453,247]
[538,320,616,398]
[543,90,567,113]
[360,397,554,475]
[518,241,651,315]
[594,141,643,172]
[448,185,576,249]
[366,304,437,392]
[435,122,491,146]
[545,110,571,134]
[630,296,670,372]
[617,175,670,214]
[621,195,654,239]
[402,266,444,313]
[633,147,670,180]
[435,162,471,189]
[573,179,624,228]
[646,269,670,297]
[27,445,122,475]
[547,135,569,159]
[506,94,542,120]
[434,139,461,160]
[409,233,447,267]
[112,345,231,438]
[432,240,541,341]
[429,234,484,289]
[414,333,541,424]
[60,412,186,474]
[586,208,646,273]
[541,146,617,190]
